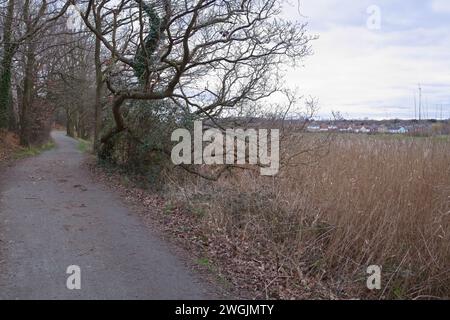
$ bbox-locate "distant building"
[328,125,338,131]
[388,126,408,134]
[339,125,353,132]
[360,126,370,134]
[306,125,320,132]
[398,127,408,134]
[378,125,388,134]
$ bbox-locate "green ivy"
[134,2,161,82]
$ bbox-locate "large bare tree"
[0,0,70,135]
[72,0,314,145]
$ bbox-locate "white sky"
[282,0,450,119]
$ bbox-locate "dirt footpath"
[0,131,215,299]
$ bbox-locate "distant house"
[359,126,370,134]
[388,126,408,134]
[397,127,408,134]
[378,125,388,134]
[307,125,320,132]
[388,127,397,134]
[339,125,353,132]
[328,125,338,131]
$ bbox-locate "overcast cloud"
[283,0,450,119]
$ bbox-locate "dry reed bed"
[169,135,450,299]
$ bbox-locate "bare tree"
[93,0,104,149]
[0,0,16,129]
[47,30,96,139]
[0,0,70,144]
[72,0,314,147]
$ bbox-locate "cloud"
[431,0,450,13]
[283,0,372,30]
[281,0,450,119]
[286,25,450,119]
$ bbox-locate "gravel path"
[0,131,213,299]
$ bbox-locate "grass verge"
[77,138,92,153]
[13,141,55,159]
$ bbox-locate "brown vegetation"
[153,134,450,299]
[0,129,20,162]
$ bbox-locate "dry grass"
[167,134,450,299]
[0,130,21,163]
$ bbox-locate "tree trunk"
[93,8,104,151]
[66,108,75,137]
[20,42,36,146]
[0,0,16,129]
[100,95,126,144]
[98,95,126,160]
